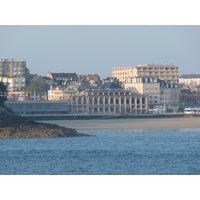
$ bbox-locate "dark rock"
[0,106,95,139]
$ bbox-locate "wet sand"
[43,117,200,129]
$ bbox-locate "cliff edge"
[0,106,94,139]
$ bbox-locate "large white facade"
[179,74,200,87]
[112,64,179,83]
[124,76,180,111]
[48,87,148,114]
[124,77,161,107]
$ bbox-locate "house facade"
[124,76,161,108]
[47,72,78,86]
[124,76,180,111]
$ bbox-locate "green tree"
[0,82,7,106]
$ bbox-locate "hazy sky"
[0,25,200,79]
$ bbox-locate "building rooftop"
[50,73,78,79]
[101,82,123,90]
[180,74,200,79]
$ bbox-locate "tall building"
[112,64,179,83]
[0,59,27,78]
[0,59,29,91]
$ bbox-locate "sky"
[1,25,200,79]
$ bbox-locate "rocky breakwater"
[0,106,95,139]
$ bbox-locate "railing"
[20,113,122,117]
[18,112,198,117]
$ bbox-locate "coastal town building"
[78,74,102,86]
[124,76,180,111]
[159,80,180,111]
[68,89,148,114]
[0,58,183,114]
[0,77,26,91]
[0,59,30,91]
[0,59,28,78]
[179,74,200,87]
[5,100,69,116]
[26,74,54,87]
[47,72,78,86]
[7,87,48,101]
[112,64,179,84]
[48,79,98,101]
[124,76,161,108]
[48,84,148,114]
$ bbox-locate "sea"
[0,120,200,175]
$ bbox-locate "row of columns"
[71,95,148,114]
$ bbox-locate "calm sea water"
[0,126,200,175]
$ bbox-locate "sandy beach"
[43,117,200,129]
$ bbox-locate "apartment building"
[7,87,48,101]
[0,77,26,91]
[124,76,180,111]
[179,74,200,87]
[124,76,160,108]
[0,59,29,91]
[112,64,179,83]
[160,81,180,111]
[0,59,27,78]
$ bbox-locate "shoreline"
[40,117,200,129]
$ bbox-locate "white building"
[112,64,179,84]
[179,74,200,87]
[0,77,26,91]
[48,86,148,114]
[124,76,180,111]
[124,76,160,108]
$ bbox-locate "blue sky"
[0,25,200,79]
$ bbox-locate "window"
[121,97,124,104]
[105,98,108,104]
[110,98,113,104]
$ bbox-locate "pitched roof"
[50,73,78,79]
[180,74,200,79]
[101,82,123,89]
[77,80,90,84]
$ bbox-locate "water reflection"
[77,128,184,133]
